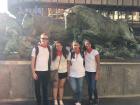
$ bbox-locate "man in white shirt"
[31,33,51,105]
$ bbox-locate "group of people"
[31,33,100,105]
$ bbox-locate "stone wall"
[0,61,140,100]
[98,62,140,97]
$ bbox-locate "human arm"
[95,54,100,80]
[67,53,71,79]
[31,48,38,80]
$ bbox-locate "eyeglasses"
[73,44,79,46]
[41,38,48,40]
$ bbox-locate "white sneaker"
[54,100,58,105]
[75,102,81,105]
[59,100,64,105]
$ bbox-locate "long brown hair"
[52,41,68,61]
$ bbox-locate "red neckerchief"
[57,51,62,56]
[75,49,80,54]
[87,48,93,53]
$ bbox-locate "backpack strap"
[70,50,85,66]
[71,50,74,59]
[48,45,51,71]
[81,51,85,66]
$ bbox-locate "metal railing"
[8,0,140,7]
[47,0,140,6]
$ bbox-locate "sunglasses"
[41,38,48,40]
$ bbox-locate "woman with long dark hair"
[67,41,85,105]
[84,39,100,105]
[51,41,68,105]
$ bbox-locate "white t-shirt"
[84,49,99,72]
[51,55,67,73]
[31,46,49,71]
[68,53,85,78]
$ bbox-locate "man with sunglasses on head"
[31,33,51,105]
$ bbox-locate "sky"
[0,0,15,18]
[0,0,8,13]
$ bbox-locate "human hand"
[95,72,100,80]
[32,72,38,80]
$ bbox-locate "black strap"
[34,46,39,68]
[70,51,85,66]
[48,45,51,71]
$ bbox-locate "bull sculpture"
[64,5,139,58]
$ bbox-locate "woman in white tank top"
[51,41,68,105]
